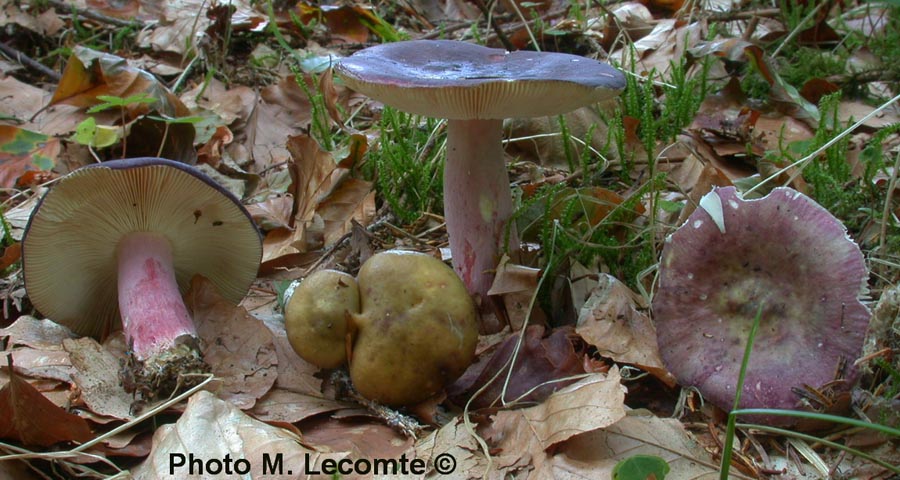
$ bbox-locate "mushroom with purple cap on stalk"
[335,40,625,328]
[23,157,262,400]
[652,186,871,426]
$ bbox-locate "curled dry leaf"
[132,390,350,480]
[447,325,588,410]
[483,368,626,475]
[546,411,733,479]
[297,413,413,460]
[249,388,349,424]
[0,365,92,447]
[187,276,277,410]
[259,314,325,396]
[1,316,77,384]
[1,315,77,349]
[576,274,677,387]
[409,416,489,479]
[63,337,135,421]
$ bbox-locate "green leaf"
[87,92,157,113]
[71,117,120,148]
[613,455,670,480]
[657,199,684,213]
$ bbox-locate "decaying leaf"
[448,325,589,410]
[0,361,93,447]
[0,126,60,189]
[483,368,627,475]
[188,276,277,410]
[546,411,734,479]
[298,413,413,460]
[132,390,350,479]
[63,337,135,421]
[49,46,189,118]
[576,274,676,387]
[260,134,374,267]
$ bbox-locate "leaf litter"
[0,0,898,478]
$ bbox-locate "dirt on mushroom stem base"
[443,119,520,332]
[117,232,208,400]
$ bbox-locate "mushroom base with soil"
[117,232,208,398]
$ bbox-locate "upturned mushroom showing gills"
[652,186,871,426]
[23,157,262,398]
[335,40,625,312]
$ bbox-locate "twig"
[706,8,782,22]
[825,68,900,86]
[470,0,515,51]
[485,7,569,47]
[45,0,143,29]
[0,42,60,82]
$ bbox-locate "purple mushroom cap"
[335,40,624,318]
[652,186,871,426]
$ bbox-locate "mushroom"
[284,250,478,406]
[285,269,358,370]
[335,40,625,309]
[23,157,262,397]
[652,186,871,426]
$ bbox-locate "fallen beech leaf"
[313,177,375,247]
[0,126,60,189]
[0,315,77,349]
[576,274,677,387]
[188,277,277,410]
[448,325,588,409]
[132,390,349,479]
[49,46,189,118]
[64,337,135,421]
[0,75,47,122]
[484,369,626,474]
[0,360,92,447]
[546,412,728,478]
[249,388,348,424]
[260,312,325,396]
[5,348,73,383]
[298,414,413,460]
[488,260,542,330]
[408,416,489,478]
[292,3,383,44]
[247,195,295,231]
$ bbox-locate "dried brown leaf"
[576,274,676,387]
[447,325,587,409]
[298,414,413,460]
[63,337,135,421]
[259,313,324,396]
[545,412,730,479]
[0,362,93,447]
[188,276,277,410]
[0,315,77,349]
[132,390,349,479]
[484,369,626,474]
[249,388,348,424]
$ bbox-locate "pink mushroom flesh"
[117,232,196,360]
[444,119,519,299]
[653,187,870,426]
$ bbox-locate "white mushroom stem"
[117,232,196,360]
[444,119,519,302]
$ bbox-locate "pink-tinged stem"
[117,232,196,360]
[444,119,519,306]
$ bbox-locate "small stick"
[0,42,60,82]
[470,0,515,51]
[45,0,142,29]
